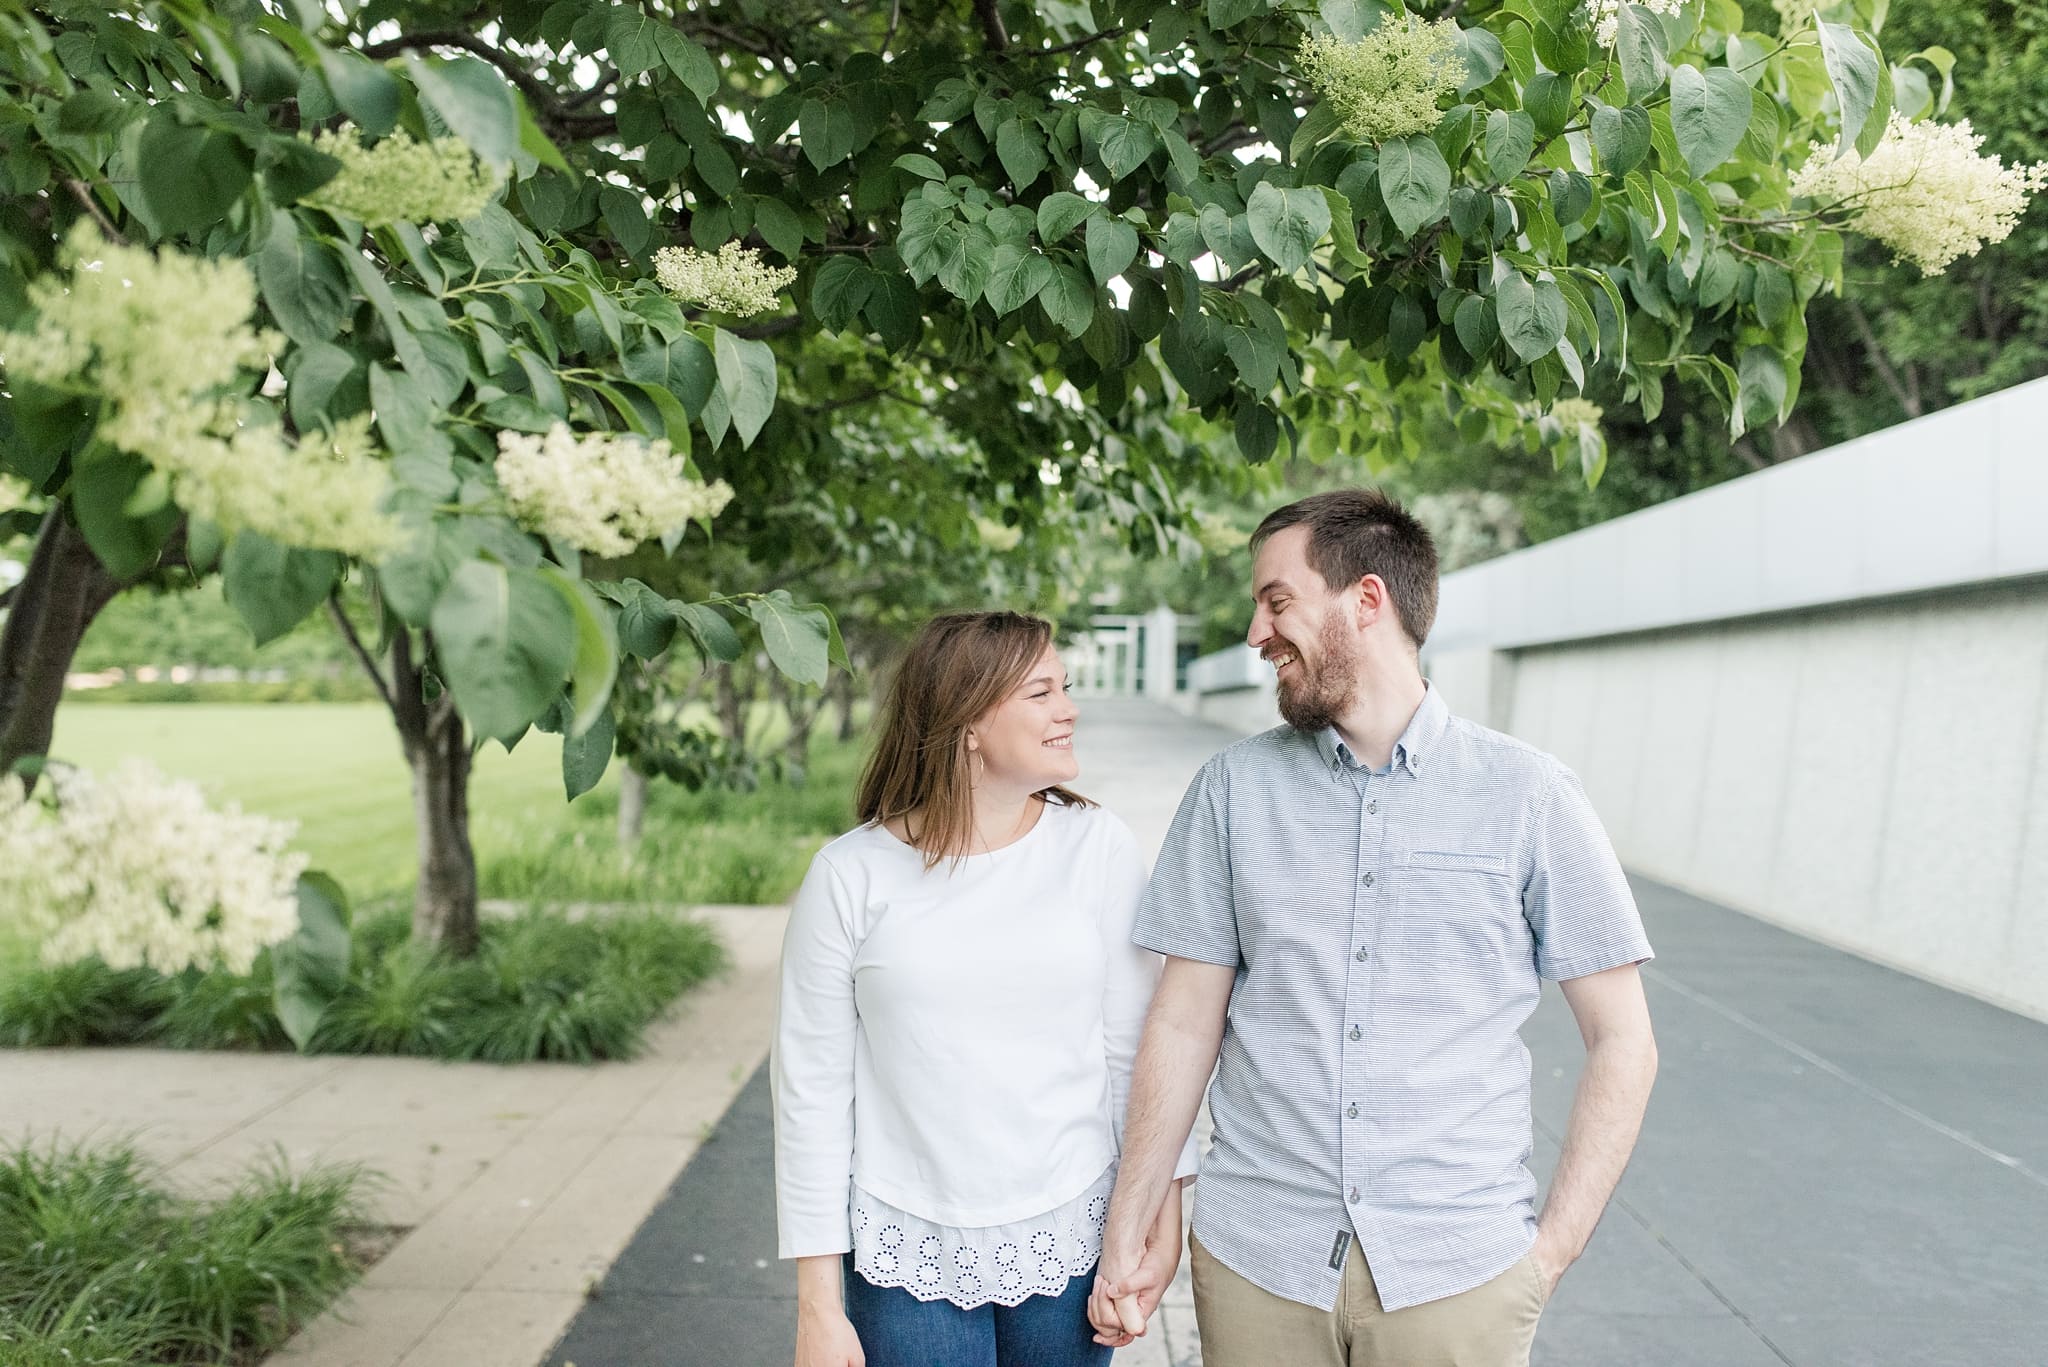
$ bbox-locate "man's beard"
[1275,617,1360,733]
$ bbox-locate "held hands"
[1087,1226,1182,1348]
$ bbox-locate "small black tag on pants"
[1328,1231,1350,1271]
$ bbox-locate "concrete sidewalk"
[0,903,790,1367]
[546,700,2048,1367]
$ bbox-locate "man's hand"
[1088,1239,1174,1346]
[1527,1226,1571,1303]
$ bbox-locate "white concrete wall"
[1420,374,2048,1021]
[1500,583,2048,1020]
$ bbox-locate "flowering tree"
[2,0,2038,955]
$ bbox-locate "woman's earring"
[970,751,985,785]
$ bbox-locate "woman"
[773,611,1195,1367]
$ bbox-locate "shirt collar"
[1312,682,1449,779]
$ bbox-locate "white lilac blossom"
[494,422,735,556]
[301,128,502,226]
[0,763,307,977]
[1410,490,1525,573]
[1583,0,1683,48]
[1790,113,2048,275]
[1296,16,1466,144]
[652,242,798,316]
[0,225,396,556]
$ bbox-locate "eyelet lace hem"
[849,1163,1114,1310]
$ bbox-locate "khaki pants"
[1191,1230,1546,1367]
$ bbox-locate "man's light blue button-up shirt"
[1133,685,1653,1312]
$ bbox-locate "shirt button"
[1348,1025,1362,1041]
[1347,1103,1359,1119]
[1348,1187,1361,1204]
[1367,800,1378,814]
[1355,947,1369,962]
[1361,871,1375,886]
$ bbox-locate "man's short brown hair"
[1251,489,1439,650]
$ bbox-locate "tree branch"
[1845,298,1920,417]
[327,592,396,714]
[65,178,126,245]
[975,0,1009,51]
[1018,24,1130,57]
[359,31,615,137]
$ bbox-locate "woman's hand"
[794,1256,864,1367]
[1090,1178,1186,1347]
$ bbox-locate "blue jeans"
[842,1254,1114,1367]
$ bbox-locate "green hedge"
[66,677,382,704]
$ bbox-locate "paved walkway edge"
[269,904,790,1367]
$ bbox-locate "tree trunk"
[715,661,747,745]
[0,510,123,791]
[372,628,481,956]
[832,666,857,743]
[617,764,649,848]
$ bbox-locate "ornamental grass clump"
[653,241,798,316]
[0,1138,372,1365]
[0,761,307,978]
[301,127,502,225]
[0,225,396,556]
[1297,16,1466,143]
[1790,113,2048,274]
[495,421,736,556]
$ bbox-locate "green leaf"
[1086,113,1157,181]
[893,152,945,180]
[1288,102,1344,165]
[1083,213,1141,284]
[404,54,517,166]
[1233,400,1279,462]
[1615,4,1669,99]
[318,49,399,135]
[753,196,803,262]
[1591,104,1652,176]
[675,601,742,662]
[1494,271,1567,362]
[1909,44,1955,116]
[257,216,350,346]
[1320,0,1391,41]
[538,565,618,737]
[71,450,177,579]
[1668,64,1752,177]
[1753,259,1793,329]
[984,243,1055,313]
[1039,262,1095,338]
[1484,109,1536,182]
[812,256,876,329]
[273,871,352,1051]
[1523,72,1574,137]
[598,184,652,259]
[223,533,342,647]
[1319,188,1371,269]
[799,96,853,172]
[1737,344,1787,428]
[138,113,252,236]
[561,703,615,800]
[934,223,996,301]
[1377,134,1451,238]
[748,591,830,687]
[711,327,778,448]
[1037,191,1095,243]
[1815,23,1881,158]
[996,118,1048,188]
[1245,182,1330,275]
[1454,291,1497,357]
[616,582,678,657]
[1457,27,1508,94]
[1209,0,1270,31]
[58,88,138,135]
[1697,248,1739,307]
[431,560,578,741]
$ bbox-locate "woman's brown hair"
[856,611,1092,869]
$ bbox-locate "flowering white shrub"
[1583,0,1683,48]
[0,224,396,556]
[1411,490,1524,573]
[0,762,307,976]
[1297,16,1465,143]
[1547,396,1603,429]
[652,242,797,316]
[1790,113,2048,274]
[494,423,736,556]
[301,128,502,226]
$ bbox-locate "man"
[1090,489,1659,1367]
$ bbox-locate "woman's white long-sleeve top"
[772,800,1196,1259]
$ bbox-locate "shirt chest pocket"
[1384,848,1525,961]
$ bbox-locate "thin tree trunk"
[715,661,748,745]
[367,626,480,956]
[617,764,649,847]
[831,666,857,743]
[0,510,124,791]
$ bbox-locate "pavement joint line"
[173,1055,349,1166]
[1641,963,2048,1190]
[1536,1110,1798,1367]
